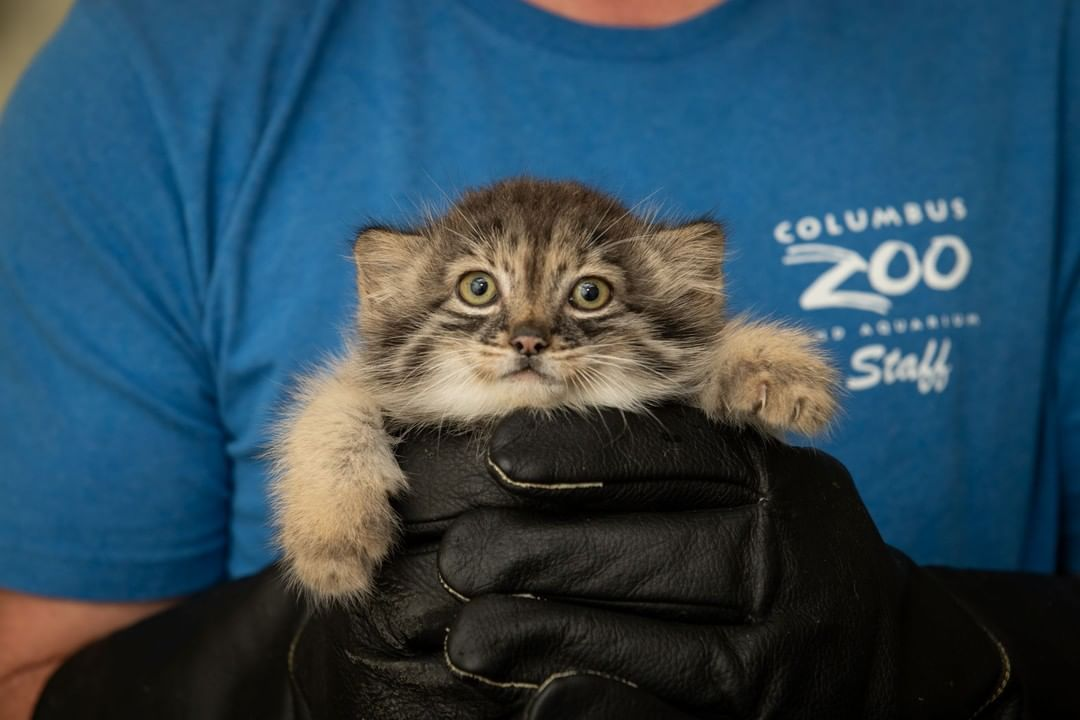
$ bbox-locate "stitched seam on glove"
[287,611,315,715]
[442,628,640,691]
[439,570,548,604]
[438,570,471,602]
[486,455,604,490]
[443,629,541,689]
[535,670,640,693]
[968,623,1012,720]
[931,575,1015,719]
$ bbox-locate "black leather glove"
[428,405,1080,719]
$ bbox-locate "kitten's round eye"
[457,271,498,306]
[569,277,612,310]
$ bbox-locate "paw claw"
[715,369,836,436]
[755,383,768,412]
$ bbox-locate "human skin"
[0,591,176,720]
[524,0,725,27]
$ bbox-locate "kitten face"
[353,178,727,423]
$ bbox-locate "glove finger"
[488,405,772,508]
[395,405,797,528]
[362,542,462,652]
[394,425,533,533]
[523,674,702,720]
[446,595,752,716]
[439,507,769,622]
[293,609,507,720]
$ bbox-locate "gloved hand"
[430,405,1080,719]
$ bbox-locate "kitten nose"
[510,326,549,356]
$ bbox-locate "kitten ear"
[352,226,430,305]
[647,220,726,281]
[635,220,726,315]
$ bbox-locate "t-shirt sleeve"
[1060,0,1080,573]
[0,4,229,600]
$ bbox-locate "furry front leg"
[271,358,406,603]
[697,319,840,436]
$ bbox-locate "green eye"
[457,271,498,306]
[569,277,612,310]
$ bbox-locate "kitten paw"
[280,497,399,604]
[270,357,409,604]
[699,321,839,436]
[273,440,407,604]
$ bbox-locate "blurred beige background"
[0,0,74,111]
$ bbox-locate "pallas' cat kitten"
[272,178,839,602]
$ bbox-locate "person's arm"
[0,593,177,720]
[0,4,233,712]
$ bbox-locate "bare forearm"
[1,659,62,720]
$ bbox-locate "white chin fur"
[407,371,568,422]
[387,353,674,423]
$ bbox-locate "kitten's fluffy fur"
[271,178,839,602]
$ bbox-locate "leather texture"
[34,405,1080,718]
[523,675,697,719]
[926,567,1080,719]
[33,566,305,720]
[434,406,1016,718]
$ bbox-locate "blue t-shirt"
[1,0,1078,600]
